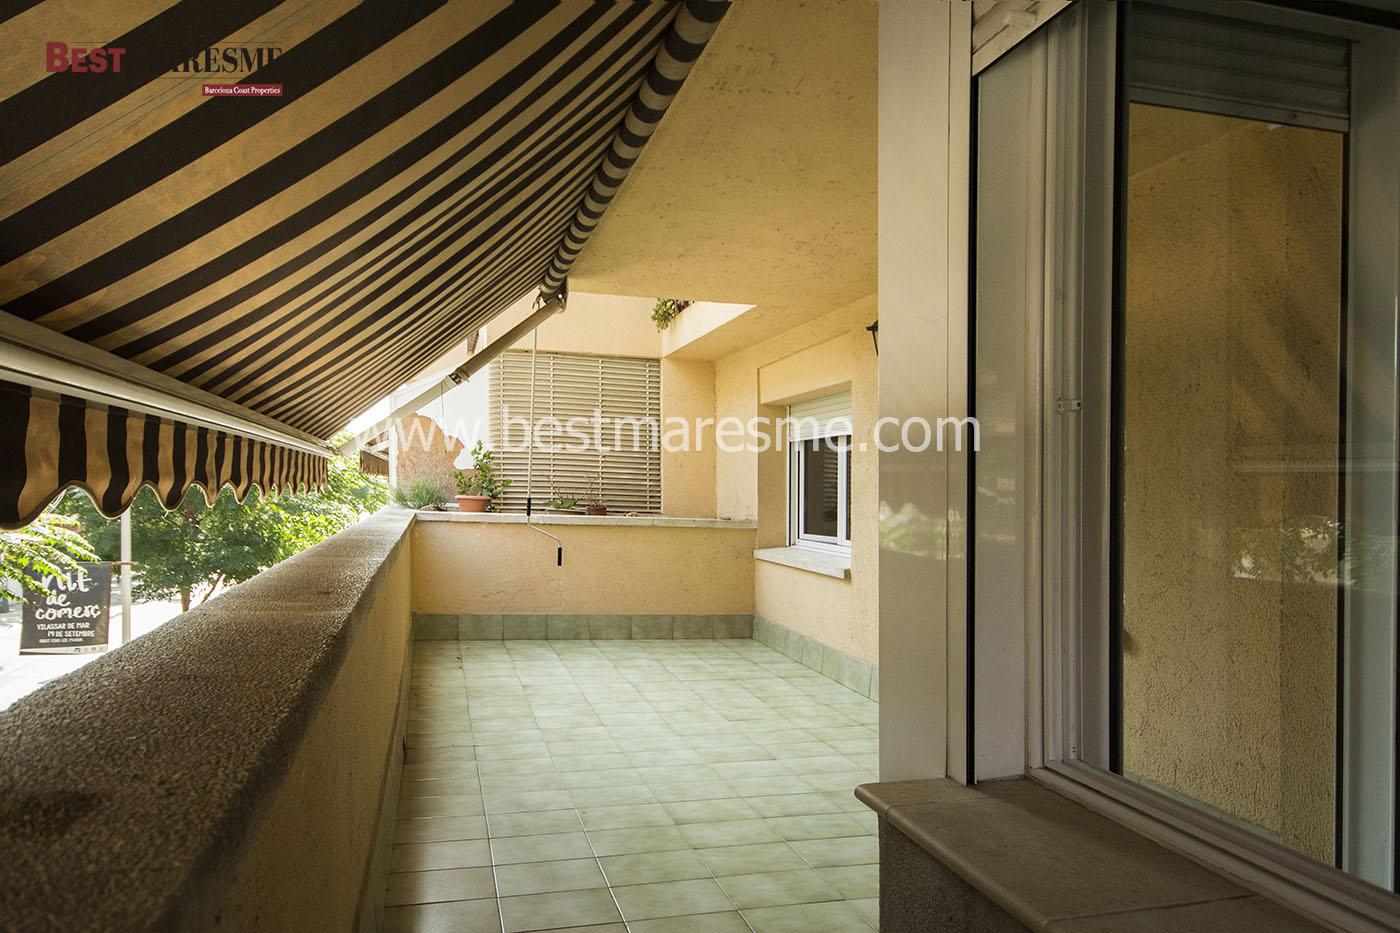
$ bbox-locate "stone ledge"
[414,511,756,530]
[754,545,851,578]
[856,777,1327,932]
[0,511,414,931]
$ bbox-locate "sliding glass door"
[1113,4,1398,887]
[972,0,1400,892]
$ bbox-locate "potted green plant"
[452,441,512,513]
[651,298,692,331]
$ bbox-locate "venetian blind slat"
[489,349,661,513]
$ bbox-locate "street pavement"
[0,588,187,711]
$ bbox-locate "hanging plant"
[651,298,692,331]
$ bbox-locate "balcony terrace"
[0,508,880,931]
[3,0,1396,930]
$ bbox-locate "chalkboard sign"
[19,562,112,655]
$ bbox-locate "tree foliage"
[0,512,98,602]
[272,452,391,556]
[71,487,282,612]
[54,449,389,612]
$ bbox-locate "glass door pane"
[1118,101,1352,866]
[803,439,840,537]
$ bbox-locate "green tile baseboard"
[412,612,754,642]
[752,615,878,701]
[410,612,877,701]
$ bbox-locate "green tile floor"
[387,639,879,932]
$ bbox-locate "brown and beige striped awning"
[0,0,727,528]
[2,378,328,523]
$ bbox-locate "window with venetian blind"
[489,349,661,513]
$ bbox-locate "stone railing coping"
[413,511,756,530]
[0,510,413,931]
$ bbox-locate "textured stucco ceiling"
[570,0,877,332]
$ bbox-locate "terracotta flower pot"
[585,505,608,516]
[455,495,490,513]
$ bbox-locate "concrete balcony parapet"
[0,509,415,931]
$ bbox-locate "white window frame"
[786,395,853,554]
[788,436,851,552]
[972,1,1400,926]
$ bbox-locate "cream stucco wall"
[410,291,663,378]
[216,527,412,931]
[489,290,662,358]
[411,517,755,615]
[662,357,717,516]
[570,0,876,326]
[714,296,878,519]
[712,294,879,664]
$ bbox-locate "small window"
[788,393,852,551]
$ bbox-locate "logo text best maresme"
[46,42,125,72]
[43,44,283,75]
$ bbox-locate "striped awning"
[0,378,328,526]
[358,450,390,478]
[0,0,727,528]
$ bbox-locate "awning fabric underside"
[1,379,328,525]
[0,0,727,527]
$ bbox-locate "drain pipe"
[525,322,563,566]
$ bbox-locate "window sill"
[1035,761,1400,931]
[856,767,1394,930]
[857,775,1340,931]
[754,546,851,579]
